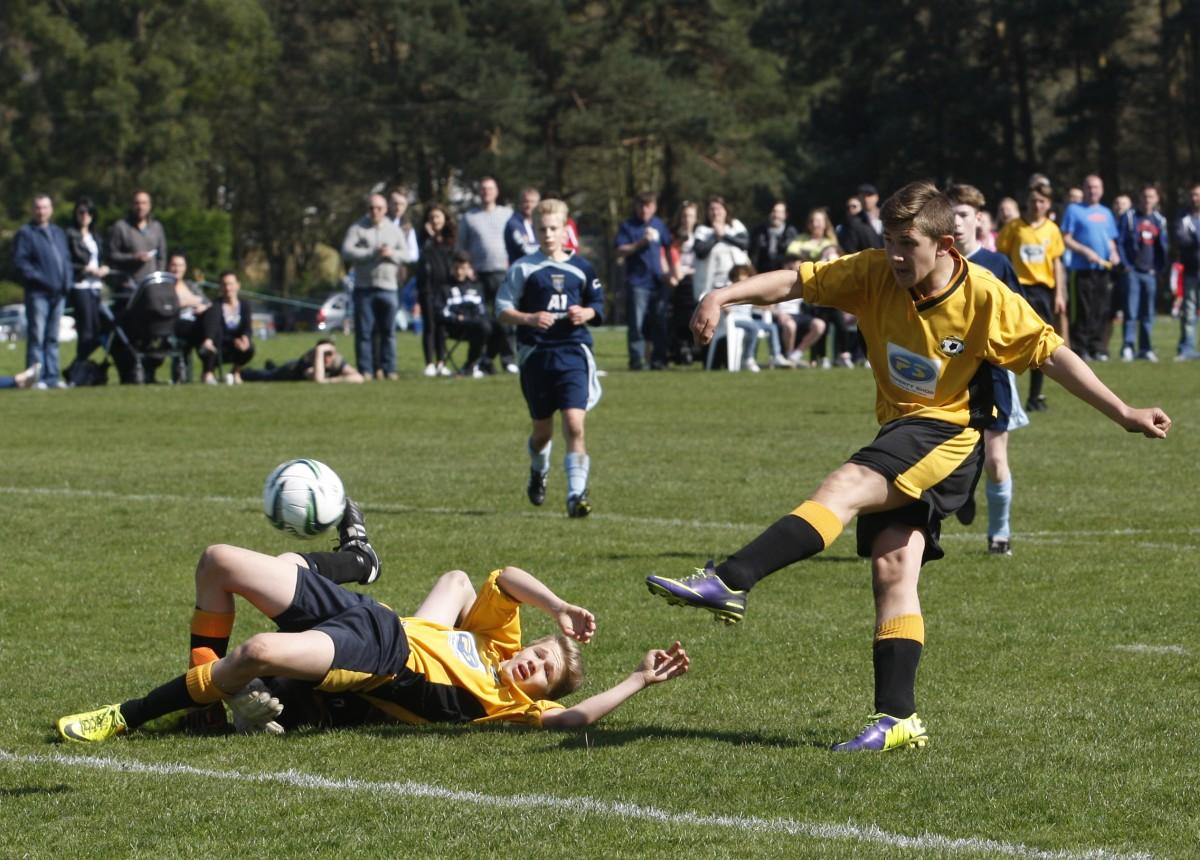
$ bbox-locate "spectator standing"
[667,201,699,364]
[458,176,517,373]
[614,192,673,370]
[416,204,457,377]
[749,201,799,274]
[1117,185,1168,362]
[1175,183,1200,360]
[1060,174,1120,360]
[108,190,168,292]
[64,197,110,366]
[691,195,749,302]
[387,189,421,266]
[996,197,1020,228]
[838,184,885,253]
[341,193,405,380]
[996,178,1066,411]
[12,194,72,388]
[505,187,541,264]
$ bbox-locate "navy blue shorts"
[272,566,409,684]
[519,344,601,420]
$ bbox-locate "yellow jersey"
[798,249,1063,427]
[358,570,563,726]
[996,218,1064,289]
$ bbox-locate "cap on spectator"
[857,183,879,197]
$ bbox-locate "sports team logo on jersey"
[886,342,941,399]
[938,336,965,357]
[550,273,566,292]
[448,631,484,670]
[1020,243,1047,263]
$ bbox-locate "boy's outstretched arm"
[540,642,690,729]
[691,269,800,345]
[1041,346,1171,437]
[495,566,595,642]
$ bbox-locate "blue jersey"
[966,247,1022,296]
[497,251,605,355]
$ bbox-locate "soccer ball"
[262,458,346,538]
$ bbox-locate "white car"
[315,292,413,332]
[0,303,77,342]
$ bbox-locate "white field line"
[1114,644,1188,656]
[0,484,1196,545]
[0,750,1151,860]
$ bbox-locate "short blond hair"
[535,198,569,223]
[881,181,954,239]
[529,633,584,699]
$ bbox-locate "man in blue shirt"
[615,193,672,370]
[1117,185,1169,362]
[12,194,72,388]
[498,199,605,518]
[1060,174,1120,360]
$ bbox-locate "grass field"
[1,323,1196,859]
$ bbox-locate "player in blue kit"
[497,199,605,518]
[946,184,1029,555]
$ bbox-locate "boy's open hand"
[638,641,690,685]
[556,604,596,643]
[1122,406,1171,438]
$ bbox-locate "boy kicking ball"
[57,502,688,742]
[497,198,605,518]
[646,181,1169,752]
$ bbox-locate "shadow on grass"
[0,784,71,797]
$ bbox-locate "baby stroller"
[104,271,190,384]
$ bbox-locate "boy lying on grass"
[57,501,688,741]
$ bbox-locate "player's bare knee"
[196,544,234,582]
[230,634,275,674]
[439,569,473,593]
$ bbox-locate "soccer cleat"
[646,562,747,625]
[954,495,977,526]
[337,497,381,584]
[830,713,928,752]
[57,704,127,744]
[526,469,548,506]
[566,491,592,519]
[988,537,1013,556]
[229,679,286,735]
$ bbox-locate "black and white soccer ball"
[262,458,346,538]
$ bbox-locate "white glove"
[228,678,285,736]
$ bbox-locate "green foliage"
[157,207,233,279]
[0,324,1196,858]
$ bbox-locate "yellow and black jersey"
[356,570,563,726]
[798,249,1063,428]
[995,218,1064,290]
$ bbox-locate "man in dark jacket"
[749,202,799,273]
[838,184,885,253]
[12,194,72,388]
[108,190,168,291]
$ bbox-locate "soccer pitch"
[1,325,1195,859]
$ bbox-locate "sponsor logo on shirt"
[448,631,484,670]
[1020,243,1047,264]
[887,342,941,399]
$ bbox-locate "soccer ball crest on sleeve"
[262,458,346,538]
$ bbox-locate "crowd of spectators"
[7,172,1200,389]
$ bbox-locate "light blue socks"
[565,452,590,499]
[986,478,1012,540]
[529,439,552,476]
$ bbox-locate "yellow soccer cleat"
[56,704,127,744]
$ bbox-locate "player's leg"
[795,314,827,355]
[562,408,591,517]
[295,497,381,585]
[522,351,554,506]
[832,525,929,752]
[412,569,478,626]
[984,430,1014,555]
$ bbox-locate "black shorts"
[272,565,409,689]
[848,419,983,565]
[1024,285,1056,325]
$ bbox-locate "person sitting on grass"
[646,181,1169,753]
[0,363,41,390]
[56,501,689,742]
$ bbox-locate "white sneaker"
[786,349,805,364]
[820,357,832,369]
[471,366,485,379]
[437,363,453,377]
[504,362,519,374]
[423,363,437,378]
[1120,346,1134,362]
[224,373,235,385]
[769,355,793,369]
[744,358,761,373]
[1140,350,1159,363]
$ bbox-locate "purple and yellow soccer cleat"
[645,563,747,625]
[831,713,929,752]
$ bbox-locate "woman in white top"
[65,198,109,363]
[691,196,750,302]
